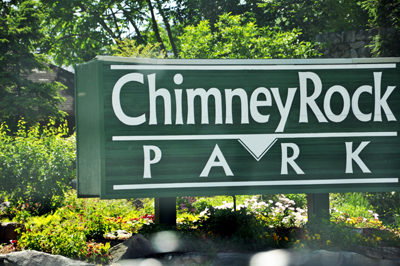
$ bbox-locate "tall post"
[154,197,176,226]
[307,193,330,223]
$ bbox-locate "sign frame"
[75,56,400,198]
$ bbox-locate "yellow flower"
[295,240,300,244]
[326,240,332,245]
[315,234,321,240]
[284,237,289,241]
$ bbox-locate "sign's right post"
[307,193,330,223]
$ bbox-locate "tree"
[179,14,321,59]
[174,0,244,29]
[258,0,369,40]
[362,0,400,57]
[0,0,66,132]
[40,0,178,65]
[111,39,166,58]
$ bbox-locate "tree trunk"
[146,0,167,56]
[155,0,178,58]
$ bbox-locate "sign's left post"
[75,59,103,198]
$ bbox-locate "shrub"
[0,119,75,214]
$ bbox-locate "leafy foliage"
[0,120,75,214]
[16,193,154,264]
[0,0,66,131]
[259,0,369,39]
[331,192,375,220]
[111,39,166,58]
[179,14,321,59]
[362,0,400,56]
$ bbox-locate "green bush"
[179,13,322,60]
[331,193,376,221]
[0,120,75,214]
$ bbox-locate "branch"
[146,0,167,56]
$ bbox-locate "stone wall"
[315,28,395,58]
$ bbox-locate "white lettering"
[187,88,223,124]
[250,87,271,123]
[324,85,350,123]
[373,72,397,122]
[200,144,233,177]
[299,72,328,123]
[112,71,397,130]
[281,143,304,175]
[175,89,183,125]
[345,141,371,173]
[271,87,297,132]
[149,74,172,125]
[112,73,146,125]
[143,145,162,178]
[225,88,249,124]
[352,85,372,122]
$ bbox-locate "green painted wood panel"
[76,57,400,199]
[75,60,103,197]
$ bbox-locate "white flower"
[269,200,273,204]
[279,198,290,204]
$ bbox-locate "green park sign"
[75,56,400,199]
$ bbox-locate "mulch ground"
[0,244,14,255]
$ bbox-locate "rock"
[341,251,382,266]
[348,245,383,260]
[0,223,25,244]
[342,50,351,58]
[251,250,291,266]
[344,30,356,43]
[338,43,350,51]
[108,238,131,262]
[124,234,155,259]
[104,230,132,240]
[329,32,342,44]
[350,49,358,58]
[0,250,94,266]
[364,248,383,260]
[132,199,144,209]
[332,51,343,58]
[0,202,10,212]
[109,234,155,262]
[211,253,253,266]
[157,252,210,266]
[357,47,371,58]
[293,250,344,266]
[379,247,400,260]
[355,29,367,41]
[350,41,366,50]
